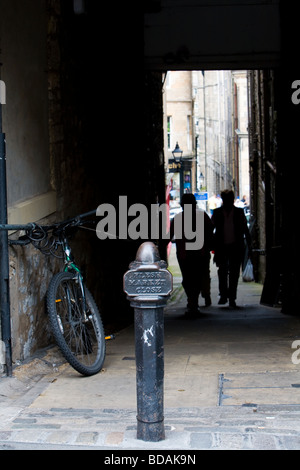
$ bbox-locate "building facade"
[232,71,250,204]
[163,71,196,203]
[164,70,250,208]
[193,70,233,198]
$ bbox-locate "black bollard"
[124,242,172,442]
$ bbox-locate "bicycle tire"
[46,271,106,376]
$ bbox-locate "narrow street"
[1,247,300,450]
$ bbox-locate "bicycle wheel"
[46,271,106,376]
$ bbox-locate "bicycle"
[7,210,111,376]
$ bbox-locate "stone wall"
[9,225,60,361]
[1,1,166,366]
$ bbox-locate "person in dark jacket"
[169,193,214,317]
[212,189,251,308]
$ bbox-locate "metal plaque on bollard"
[124,269,172,297]
[123,242,173,442]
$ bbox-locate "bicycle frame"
[62,237,81,274]
[61,237,88,321]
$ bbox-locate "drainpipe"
[0,77,12,377]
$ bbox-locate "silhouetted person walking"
[212,189,251,308]
[169,193,214,317]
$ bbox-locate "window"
[167,116,172,150]
[187,115,192,150]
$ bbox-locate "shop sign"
[168,159,181,172]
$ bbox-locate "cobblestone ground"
[1,252,300,450]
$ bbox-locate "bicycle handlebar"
[57,209,97,227]
[0,223,36,231]
[3,209,98,252]
[0,209,97,233]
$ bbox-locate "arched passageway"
[1,0,299,369]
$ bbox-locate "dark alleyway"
[1,1,300,449]
[1,0,299,373]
